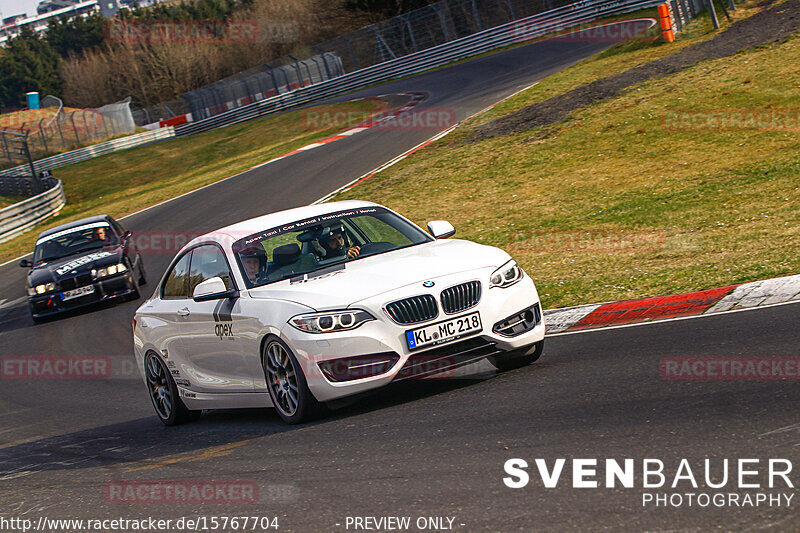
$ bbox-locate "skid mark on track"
[0,296,25,310]
[120,440,250,472]
[759,422,800,437]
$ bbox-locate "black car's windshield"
[233,207,432,288]
[34,223,119,264]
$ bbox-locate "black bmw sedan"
[20,215,146,321]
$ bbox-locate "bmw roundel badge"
[422,281,435,287]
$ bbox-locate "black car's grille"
[60,273,93,291]
[385,295,438,324]
[441,281,481,314]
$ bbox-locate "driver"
[319,224,360,259]
[93,226,115,246]
[240,246,266,283]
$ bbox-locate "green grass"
[0,196,24,209]
[334,3,800,309]
[0,98,387,262]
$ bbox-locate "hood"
[27,247,123,286]
[247,239,509,310]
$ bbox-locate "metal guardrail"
[0,127,175,178]
[0,0,678,175]
[175,0,664,136]
[0,179,66,244]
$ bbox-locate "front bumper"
[282,271,545,402]
[29,273,137,318]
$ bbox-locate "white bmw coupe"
[133,201,545,424]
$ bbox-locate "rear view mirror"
[193,276,237,302]
[427,220,456,239]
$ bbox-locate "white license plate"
[62,285,95,301]
[406,311,482,351]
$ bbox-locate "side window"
[162,252,191,298]
[188,245,233,295]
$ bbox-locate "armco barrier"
[175,0,665,136]
[0,0,681,176]
[0,179,66,244]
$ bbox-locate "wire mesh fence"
[182,52,345,122]
[0,96,136,166]
[175,0,587,123]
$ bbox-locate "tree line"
[0,0,435,110]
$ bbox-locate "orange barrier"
[657,3,675,42]
[159,114,189,128]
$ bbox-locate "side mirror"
[193,276,237,302]
[123,230,132,240]
[19,259,32,268]
[427,220,455,239]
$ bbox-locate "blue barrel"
[26,92,40,110]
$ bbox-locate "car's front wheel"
[262,337,325,424]
[145,352,200,425]
[493,340,544,372]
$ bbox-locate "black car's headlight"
[489,259,523,288]
[289,310,374,333]
[29,282,57,296]
[92,262,127,279]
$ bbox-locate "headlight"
[93,263,127,279]
[32,282,57,295]
[289,310,374,333]
[490,259,523,288]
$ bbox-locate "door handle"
[177,307,190,317]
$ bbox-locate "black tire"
[144,352,200,426]
[127,258,141,301]
[262,336,326,424]
[493,340,544,372]
[137,256,147,285]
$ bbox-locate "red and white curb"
[544,274,800,334]
[253,93,427,168]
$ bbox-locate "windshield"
[233,207,432,288]
[34,222,119,264]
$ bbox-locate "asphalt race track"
[0,21,798,531]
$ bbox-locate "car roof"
[36,215,112,240]
[185,200,382,249]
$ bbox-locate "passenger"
[319,225,360,259]
[240,246,266,283]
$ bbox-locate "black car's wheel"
[144,352,200,425]
[262,336,325,424]
[493,340,544,372]
[137,256,147,285]
[126,258,141,300]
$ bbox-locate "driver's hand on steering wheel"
[346,245,361,259]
